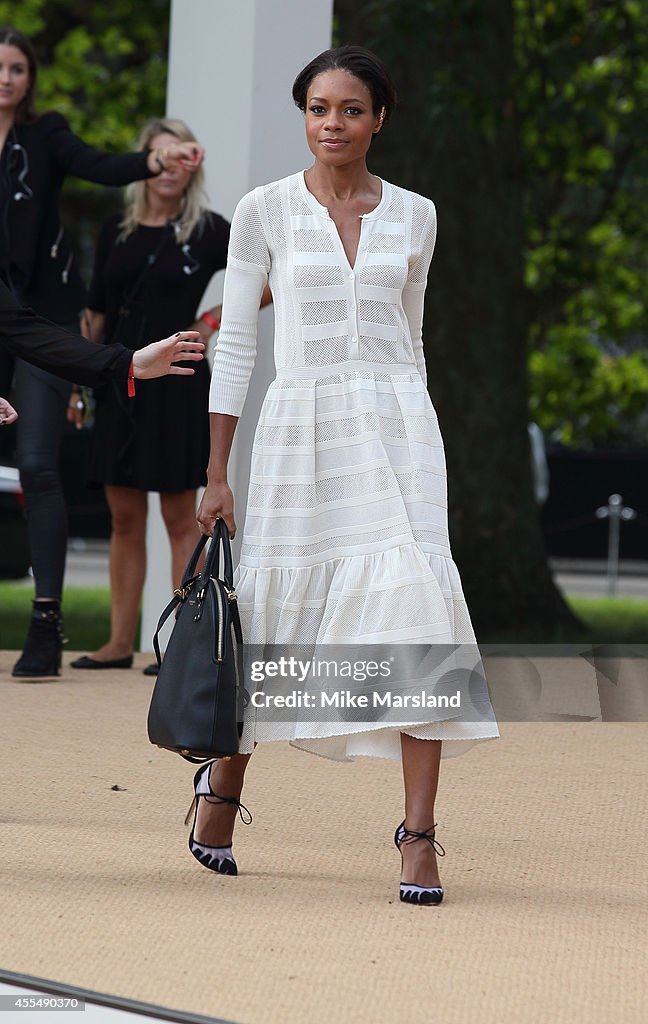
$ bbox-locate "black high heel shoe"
[185,761,252,875]
[12,600,65,678]
[394,820,446,906]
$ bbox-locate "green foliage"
[0,0,170,149]
[530,337,648,447]
[517,0,648,447]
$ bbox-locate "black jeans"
[14,330,77,599]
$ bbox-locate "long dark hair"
[0,26,39,125]
[292,46,396,124]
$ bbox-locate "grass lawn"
[1,583,646,650]
[0,585,133,652]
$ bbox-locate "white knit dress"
[209,171,499,760]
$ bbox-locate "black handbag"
[147,519,245,762]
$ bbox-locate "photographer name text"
[249,690,462,709]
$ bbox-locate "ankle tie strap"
[204,793,253,825]
[400,823,445,858]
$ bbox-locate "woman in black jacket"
[0,25,203,676]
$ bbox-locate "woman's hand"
[66,388,86,430]
[0,397,18,425]
[148,141,205,175]
[131,331,205,378]
[196,480,236,538]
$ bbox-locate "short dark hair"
[0,26,39,125]
[292,46,396,123]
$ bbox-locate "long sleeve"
[402,200,437,387]
[45,112,153,187]
[0,280,131,385]
[208,190,270,417]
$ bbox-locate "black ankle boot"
[12,600,65,678]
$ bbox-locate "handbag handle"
[180,534,210,589]
[198,518,234,590]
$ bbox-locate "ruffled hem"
[236,542,478,645]
[234,541,499,760]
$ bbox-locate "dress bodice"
[209,172,436,417]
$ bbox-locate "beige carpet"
[1,650,646,1024]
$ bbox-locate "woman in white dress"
[192,46,499,905]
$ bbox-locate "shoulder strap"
[121,220,177,305]
[152,593,181,667]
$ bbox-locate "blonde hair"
[119,117,210,243]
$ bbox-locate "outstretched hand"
[0,396,18,425]
[131,331,205,379]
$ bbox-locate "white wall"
[140,0,333,650]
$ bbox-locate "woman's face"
[0,44,31,117]
[304,69,382,167]
[146,132,194,204]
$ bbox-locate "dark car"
[0,463,30,579]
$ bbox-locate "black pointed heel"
[185,761,252,875]
[394,820,445,906]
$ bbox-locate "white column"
[140,0,333,651]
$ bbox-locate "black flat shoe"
[70,654,134,670]
[394,820,445,906]
[185,761,252,875]
[142,663,159,676]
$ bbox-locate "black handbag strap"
[153,593,182,667]
[180,534,210,588]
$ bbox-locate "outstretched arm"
[46,112,203,185]
[0,280,204,387]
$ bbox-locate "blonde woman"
[71,118,258,671]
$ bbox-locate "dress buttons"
[349,272,354,280]
[351,336,357,344]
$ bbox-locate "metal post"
[595,494,637,596]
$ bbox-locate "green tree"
[0,0,170,149]
[520,1,648,447]
[334,0,648,634]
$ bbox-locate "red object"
[200,310,221,333]
[128,358,136,398]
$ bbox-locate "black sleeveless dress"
[87,211,230,492]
